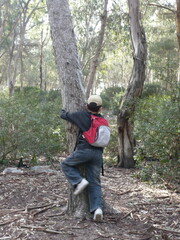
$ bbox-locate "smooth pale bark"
[176,0,180,80]
[85,0,108,98]
[0,1,9,38]
[176,0,180,51]
[7,0,42,96]
[117,0,147,168]
[46,0,89,218]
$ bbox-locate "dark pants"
[61,148,103,213]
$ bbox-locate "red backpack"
[82,115,110,148]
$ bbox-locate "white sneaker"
[93,208,103,222]
[74,178,89,196]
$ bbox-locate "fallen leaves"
[0,165,179,240]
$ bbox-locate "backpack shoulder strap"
[74,129,81,151]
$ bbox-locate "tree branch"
[148,3,176,14]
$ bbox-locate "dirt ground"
[0,163,180,240]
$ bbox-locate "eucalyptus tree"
[85,0,108,98]
[147,0,178,50]
[176,0,180,51]
[144,0,178,85]
[0,0,43,95]
[70,0,110,94]
[99,0,132,89]
[46,0,89,218]
[117,0,147,168]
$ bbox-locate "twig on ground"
[26,203,55,211]
[0,203,55,217]
[0,209,24,216]
[0,218,20,226]
[121,209,135,219]
[20,225,74,235]
[119,190,133,195]
[32,204,56,217]
[14,232,24,240]
[153,226,180,235]
[46,212,65,218]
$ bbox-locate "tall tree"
[85,0,108,98]
[46,0,89,218]
[176,0,180,52]
[148,1,177,49]
[117,0,147,168]
[39,27,49,90]
[148,1,179,81]
[5,0,42,96]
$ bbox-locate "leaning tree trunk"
[85,0,108,98]
[117,0,147,168]
[176,0,180,52]
[46,0,89,218]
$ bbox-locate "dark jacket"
[60,109,103,151]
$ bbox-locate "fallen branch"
[0,203,55,217]
[32,204,56,217]
[153,226,180,235]
[121,209,135,219]
[0,218,20,226]
[20,225,74,235]
[26,203,55,211]
[118,190,131,195]
[14,232,24,240]
[135,201,163,206]
[154,196,170,199]
[46,212,65,218]
[0,209,24,216]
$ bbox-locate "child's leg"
[85,150,103,213]
[61,151,83,186]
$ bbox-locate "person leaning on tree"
[60,95,105,222]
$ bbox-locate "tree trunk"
[176,0,180,52]
[46,0,89,218]
[7,0,42,96]
[85,0,108,98]
[20,51,24,91]
[39,30,43,89]
[117,0,147,168]
[176,0,180,81]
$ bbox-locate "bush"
[141,83,163,98]
[0,88,67,164]
[101,86,124,114]
[134,93,179,167]
[103,117,118,166]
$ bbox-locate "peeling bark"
[117,0,147,168]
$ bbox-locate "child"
[60,95,105,221]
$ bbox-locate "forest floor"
[0,161,180,240]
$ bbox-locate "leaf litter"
[0,163,179,240]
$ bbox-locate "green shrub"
[134,93,179,165]
[103,117,118,166]
[101,86,124,114]
[141,83,163,98]
[0,88,66,164]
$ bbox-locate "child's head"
[87,95,102,113]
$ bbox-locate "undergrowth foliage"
[101,83,179,184]
[133,89,180,183]
[0,84,179,185]
[0,87,66,165]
